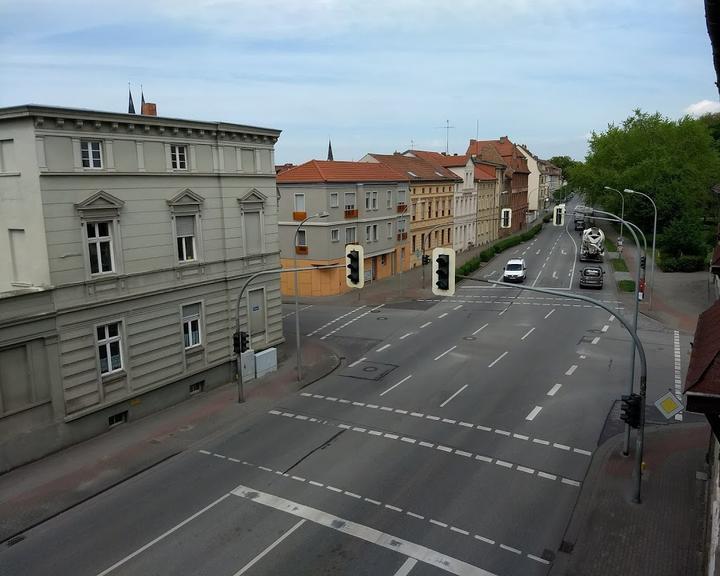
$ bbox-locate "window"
[398,219,406,233]
[97,322,122,375]
[412,202,417,221]
[170,145,187,170]
[412,235,416,251]
[296,229,307,246]
[372,224,378,241]
[441,229,445,244]
[81,141,103,168]
[294,193,305,212]
[331,228,339,242]
[86,221,114,274]
[398,190,406,204]
[387,222,393,238]
[428,203,432,219]
[365,225,372,242]
[501,208,512,228]
[182,303,201,349]
[387,191,392,209]
[371,191,378,210]
[345,227,356,244]
[176,216,196,262]
[381,254,386,265]
[345,192,356,210]
[330,193,339,208]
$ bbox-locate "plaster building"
[0,104,282,471]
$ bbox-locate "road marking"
[450,526,470,536]
[552,270,558,279]
[399,332,413,340]
[500,544,522,555]
[231,485,499,576]
[526,406,542,421]
[544,308,555,319]
[438,312,448,319]
[528,554,551,565]
[420,321,432,328]
[488,351,508,368]
[547,384,562,396]
[609,315,615,322]
[380,374,413,396]
[472,323,489,335]
[385,504,403,512]
[393,558,418,576]
[452,304,463,311]
[376,344,391,352]
[365,498,382,505]
[536,249,541,255]
[591,336,600,345]
[232,519,306,576]
[407,511,424,520]
[95,493,231,576]
[348,357,366,368]
[440,384,468,408]
[430,519,448,528]
[521,327,535,340]
[531,269,543,287]
[517,466,535,474]
[601,325,609,333]
[566,364,578,376]
[434,346,457,361]
[475,535,495,545]
[282,305,313,319]
[553,443,571,451]
[498,307,508,316]
[307,305,366,336]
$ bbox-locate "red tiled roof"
[368,153,460,181]
[277,160,407,183]
[474,164,497,181]
[408,150,469,168]
[685,300,720,396]
[467,137,530,174]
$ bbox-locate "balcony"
[344,208,358,219]
[396,203,407,213]
[292,211,307,221]
[396,232,408,241]
[295,245,308,255]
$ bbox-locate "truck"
[574,215,586,232]
[580,227,605,262]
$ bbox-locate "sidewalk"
[0,336,340,544]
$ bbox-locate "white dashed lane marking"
[488,351,508,368]
[547,383,562,396]
[434,346,457,361]
[472,323,489,335]
[521,327,535,340]
[380,374,413,397]
[440,384,468,408]
[565,365,578,376]
[307,305,366,337]
[525,406,542,421]
[200,451,552,567]
[376,344,391,352]
[544,309,555,319]
[348,357,366,368]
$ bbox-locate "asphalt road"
[0,213,684,576]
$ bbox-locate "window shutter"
[176,215,195,236]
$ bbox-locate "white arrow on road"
[561,249,567,255]
[483,270,497,278]
[552,271,558,279]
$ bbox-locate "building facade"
[0,105,282,472]
[517,144,547,222]
[277,160,411,296]
[362,153,459,266]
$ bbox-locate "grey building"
[0,105,283,472]
[276,160,410,296]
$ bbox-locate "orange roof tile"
[685,299,720,396]
[277,160,407,183]
[467,137,530,174]
[368,153,461,181]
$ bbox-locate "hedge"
[657,254,706,272]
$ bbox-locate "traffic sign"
[654,391,684,419]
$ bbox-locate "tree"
[570,110,720,256]
[548,156,579,184]
[706,0,720,98]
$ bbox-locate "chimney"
[499,135,508,143]
[141,102,157,116]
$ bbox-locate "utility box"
[241,350,256,381]
[255,348,277,378]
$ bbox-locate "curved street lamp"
[603,186,625,245]
[624,188,657,309]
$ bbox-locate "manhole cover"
[340,361,397,381]
[377,316,388,320]
[463,336,476,341]
[363,366,378,372]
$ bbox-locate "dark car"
[579,266,604,289]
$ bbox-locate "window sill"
[185,345,205,355]
[101,370,127,384]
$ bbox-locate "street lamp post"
[603,186,625,247]
[624,189,657,309]
[293,212,328,383]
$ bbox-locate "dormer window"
[81,141,103,168]
[171,145,187,170]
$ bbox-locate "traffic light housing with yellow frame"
[345,244,365,289]
[432,247,455,296]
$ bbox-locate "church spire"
[327,139,334,161]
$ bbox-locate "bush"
[478,249,495,261]
[658,254,706,272]
[543,213,552,223]
[611,258,628,272]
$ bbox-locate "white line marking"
[440,384,468,408]
[348,357,366,368]
[399,332,413,340]
[498,307,508,316]
[553,443,571,451]
[291,476,306,482]
[438,312,448,319]
[538,471,557,480]
[565,218,578,288]
[533,438,550,445]
[547,383,562,396]
[513,433,529,440]
[198,449,211,455]
[544,309,555,319]
[327,485,342,493]
[494,429,511,436]
[450,526,470,536]
[420,321,432,328]
[500,544,522,555]
[521,327,535,340]
[419,441,435,448]
[475,535,495,545]
[384,433,399,439]
[430,519,448,528]
[573,448,592,456]
[436,445,453,453]
[601,325,609,333]
[565,365,578,376]
[95,493,231,576]
[385,504,403,512]
[376,344,391,352]
[345,491,362,499]
[526,406,542,421]
[528,554,551,565]
[309,480,324,487]
[380,374,413,396]
[561,478,582,487]
[475,455,493,463]
[365,498,382,506]
[455,450,473,458]
[517,466,535,474]
[407,511,425,520]
[453,304,463,310]
[434,346,457,361]
[488,351,508,368]
[393,558,418,576]
[232,519,306,576]
[472,323,489,335]
[495,460,513,468]
[591,336,600,345]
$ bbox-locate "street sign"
[654,391,684,419]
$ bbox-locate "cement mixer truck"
[579,227,605,262]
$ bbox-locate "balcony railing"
[344,208,358,218]
[295,245,308,255]
[292,211,307,221]
[396,232,408,241]
[396,203,407,213]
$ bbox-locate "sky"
[0,0,717,164]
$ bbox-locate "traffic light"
[432,247,456,296]
[553,204,565,226]
[345,243,365,289]
[620,393,641,429]
[500,208,512,229]
[640,256,647,269]
[240,331,250,353]
[233,331,240,354]
[422,254,431,265]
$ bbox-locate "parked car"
[579,266,604,289]
[503,258,527,283]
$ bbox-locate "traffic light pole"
[234,263,346,403]
[456,274,648,503]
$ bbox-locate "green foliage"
[617,280,636,292]
[611,258,629,272]
[548,156,579,184]
[657,253,707,272]
[570,109,720,260]
[658,212,707,257]
[543,213,552,223]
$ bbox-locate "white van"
[503,258,527,283]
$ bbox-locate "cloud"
[684,99,720,116]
